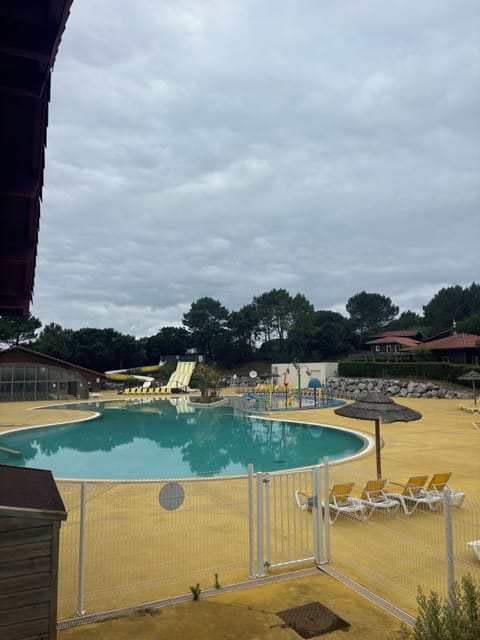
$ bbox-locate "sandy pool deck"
[1,392,479,639]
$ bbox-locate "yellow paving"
[1,392,479,639]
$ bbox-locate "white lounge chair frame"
[384,475,442,515]
[356,479,400,517]
[424,472,466,508]
[295,483,366,524]
[467,540,480,561]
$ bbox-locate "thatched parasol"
[334,392,422,478]
[457,370,480,405]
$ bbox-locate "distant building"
[365,336,421,354]
[0,345,104,402]
[400,333,480,365]
[272,362,338,387]
[369,330,424,341]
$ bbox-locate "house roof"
[369,330,422,339]
[366,337,421,347]
[0,464,66,519]
[422,328,455,342]
[402,333,480,351]
[0,344,105,378]
[0,1,73,317]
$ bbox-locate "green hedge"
[338,360,480,384]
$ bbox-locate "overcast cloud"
[30,0,480,338]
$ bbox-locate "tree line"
[0,283,479,372]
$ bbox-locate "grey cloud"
[30,0,480,336]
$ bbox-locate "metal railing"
[56,462,480,623]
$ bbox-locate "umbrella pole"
[375,418,382,479]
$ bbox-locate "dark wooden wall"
[0,515,62,640]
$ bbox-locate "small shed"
[0,464,67,640]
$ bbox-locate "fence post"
[323,457,331,562]
[76,481,86,616]
[312,465,324,564]
[443,488,455,603]
[263,474,271,570]
[256,472,265,577]
[248,464,255,578]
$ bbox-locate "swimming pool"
[0,399,369,480]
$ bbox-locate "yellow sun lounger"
[295,482,367,524]
[323,483,368,524]
[424,472,465,507]
[384,475,442,515]
[459,405,480,413]
[354,479,400,516]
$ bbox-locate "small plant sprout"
[190,583,201,601]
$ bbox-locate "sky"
[30,0,480,338]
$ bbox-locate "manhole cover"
[277,601,350,638]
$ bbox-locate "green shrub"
[410,347,434,362]
[396,575,480,639]
[338,360,480,384]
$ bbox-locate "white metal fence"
[253,463,479,597]
[57,475,252,620]
[56,463,480,623]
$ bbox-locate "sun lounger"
[324,483,368,523]
[354,479,400,517]
[294,490,314,511]
[460,405,474,413]
[467,540,480,561]
[295,483,367,524]
[424,472,465,507]
[460,405,480,413]
[384,475,442,515]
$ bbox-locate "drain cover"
[277,601,350,638]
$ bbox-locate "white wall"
[271,362,338,387]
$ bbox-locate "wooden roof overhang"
[0,0,73,317]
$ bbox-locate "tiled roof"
[423,329,454,342]
[369,330,422,339]
[366,337,421,347]
[403,333,480,351]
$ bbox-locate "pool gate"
[248,462,331,578]
[56,464,480,626]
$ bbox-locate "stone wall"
[327,377,473,400]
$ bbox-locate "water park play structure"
[254,359,338,411]
[105,360,196,394]
[247,378,338,412]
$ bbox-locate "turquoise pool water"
[0,399,367,480]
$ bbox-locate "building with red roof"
[400,332,480,365]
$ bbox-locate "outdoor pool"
[0,399,369,480]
